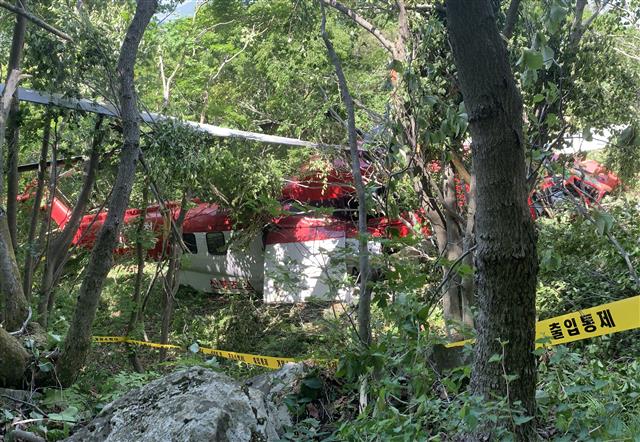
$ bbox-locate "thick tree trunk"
[446,1,538,440]
[37,117,103,327]
[5,0,28,252]
[0,326,29,387]
[55,0,157,387]
[23,115,52,300]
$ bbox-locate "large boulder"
[245,362,305,428]
[65,365,303,442]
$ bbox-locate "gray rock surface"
[246,362,305,428]
[64,366,301,442]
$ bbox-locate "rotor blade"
[0,83,339,149]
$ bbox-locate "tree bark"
[23,114,51,300]
[0,326,29,387]
[1,70,29,331]
[0,71,29,387]
[55,0,157,387]
[460,172,476,327]
[446,1,538,440]
[502,0,521,40]
[37,116,104,327]
[5,0,28,252]
[442,164,464,333]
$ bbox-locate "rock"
[246,362,305,427]
[64,366,289,442]
[0,388,41,406]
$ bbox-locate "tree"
[4,0,28,252]
[320,3,371,345]
[319,0,477,334]
[0,71,31,388]
[55,0,158,387]
[0,70,30,334]
[446,1,538,440]
[36,116,104,327]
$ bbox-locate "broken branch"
[0,1,73,42]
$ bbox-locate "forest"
[0,0,639,441]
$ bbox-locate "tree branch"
[0,1,73,42]
[502,0,521,39]
[320,0,396,56]
[564,184,640,289]
[321,3,371,346]
[570,0,609,47]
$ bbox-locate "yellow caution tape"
[92,336,294,369]
[94,296,639,366]
[198,347,295,370]
[446,295,640,348]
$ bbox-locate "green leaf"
[513,415,535,425]
[520,49,544,71]
[503,374,519,382]
[48,332,62,343]
[533,94,545,103]
[301,376,323,390]
[488,353,503,363]
[417,305,430,321]
[48,406,79,423]
[547,4,568,33]
[593,210,614,236]
[545,113,559,127]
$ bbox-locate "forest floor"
[2,189,639,441]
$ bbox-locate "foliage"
[1,0,640,440]
[536,193,640,355]
[537,345,640,440]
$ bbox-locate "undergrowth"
[2,195,639,441]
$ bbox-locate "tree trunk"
[159,194,188,360]
[5,0,28,252]
[37,117,104,327]
[0,207,29,331]
[1,70,29,331]
[446,1,538,440]
[0,326,29,387]
[55,0,157,387]
[125,183,149,373]
[442,164,464,334]
[460,172,476,327]
[320,5,371,345]
[23,114,52,300]
[0,70,30,387]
